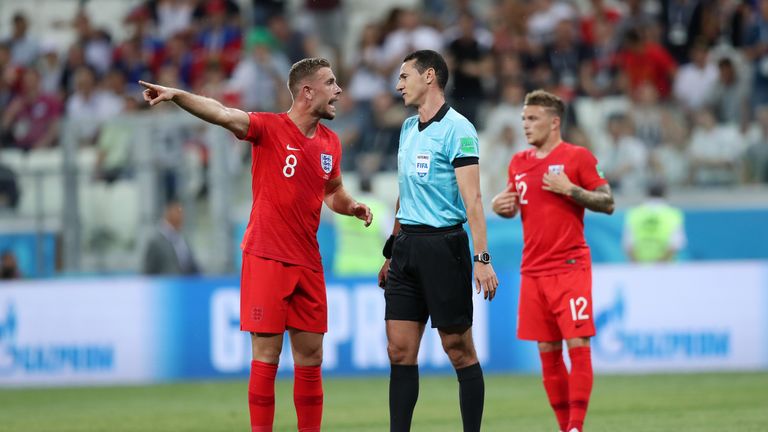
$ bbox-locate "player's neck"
[287,109,320,138]
[535,136,563,158]
[417,92,446,123]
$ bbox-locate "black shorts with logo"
[384,224,473,328]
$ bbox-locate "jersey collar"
[417,103,450,132]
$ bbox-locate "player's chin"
[320,110,336,120]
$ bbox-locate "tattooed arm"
[542,172,615,214]
[569,184,615,214]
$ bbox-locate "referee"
[378,50,499,432]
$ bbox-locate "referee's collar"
[418,103,450,132]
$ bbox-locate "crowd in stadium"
[1,0,768,199]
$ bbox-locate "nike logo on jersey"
[514,173,527,181]
[286,144,299,151]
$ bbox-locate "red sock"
[540,350,570,431]
[294,365,323,432]
[249,360,278,432]
[567,346,593,432]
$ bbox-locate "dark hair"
[524,89,565,119]
[403,50,449,90]
[288,57,331,95]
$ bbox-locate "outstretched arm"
[324,176,372,225]
[543,172,615,214]
[139,80,250,138]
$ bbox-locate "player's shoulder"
[318,121,342,144]
[445,108,477,133]
[511,147,535,163]
[402,114,419,129]
[561,141,595,158]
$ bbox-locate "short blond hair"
[524,90,565,119]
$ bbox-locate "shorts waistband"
[400,224,463,234]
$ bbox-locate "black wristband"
[382,234,395,259]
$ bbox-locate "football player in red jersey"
[491,90,614,432]
[140,57,372,432]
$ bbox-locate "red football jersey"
[238,112,341,271]
[508,142,607,276]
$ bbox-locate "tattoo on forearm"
[569,184,615,214]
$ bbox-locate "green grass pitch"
[1,372,766,431]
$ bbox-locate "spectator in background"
[579,19,622,99]
[299,0,345,53]
[93,96,139,183]
[72,10,114,75]
[745,0,768,109]
[673,41,718,112]
[688,108,745,185]
[153,0,195,41]
[65,66,124,145]
[142,200,199,275]
[484,80,527,149]
[597,112,649,194]
[660,0,704,64]
[706,56,749,125]
[0,250,22,279]
[267,14,316,64]
[379,9,444,86]
[193,0,242,76]
[650,114,692,187]
[36,39,63,95]
[542,19,590,101]
[446,12,492,126]
[630,82,668,148]
[1,68,63,151]
[616,26,677,100]
[526,0,577,46]
[227,28,291,112]
[744,105,768,183]
[252,0,286,26]
[623,180,687,263]
[0,42,23,110]
[4,12,39,67]
[0,162,20,210]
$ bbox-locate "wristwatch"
[473,251,491,264]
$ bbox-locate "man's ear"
[425,68,435,85]
[303,85,313,101]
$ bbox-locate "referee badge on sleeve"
[321,154,333,173]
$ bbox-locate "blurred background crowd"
[1,0,768,277]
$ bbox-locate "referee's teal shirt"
[396,104,480,227]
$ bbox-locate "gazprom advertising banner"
[1,262,767,387]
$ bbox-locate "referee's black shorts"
[384,223,473,329]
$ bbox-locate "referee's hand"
[474,263,498,301]
[378,259,390,289]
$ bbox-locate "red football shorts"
[517,266,595,341]
[240,253,327,334]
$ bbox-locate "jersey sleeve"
[237,112,266,143]
[447,119,480,166]
[577,148,608,191]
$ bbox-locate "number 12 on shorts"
[569,296,589,321]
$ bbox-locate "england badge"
[321,153,333,173]
[548,164,564,174]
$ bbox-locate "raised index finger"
[138,80,158,90]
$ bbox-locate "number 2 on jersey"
[516,181,529,205]
[283,154,297,177]
[569,297,589,321]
